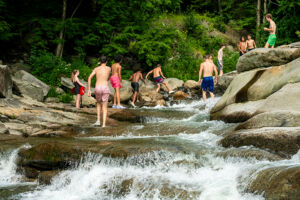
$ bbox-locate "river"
[0,98,299,200]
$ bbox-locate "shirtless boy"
[88,56,111,127]
[146,64,174,94]
[110,54,125,109]
[217,44,225,77]
[238,36,247,56]
[129,69,146,107]
[264,13,277,48]
[198,55,218,102]
[246,34,256,51]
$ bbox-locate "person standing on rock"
[217,44,225,77]
[238,36,247,56]
[246,34,256,51]
[110,54,126,109]
[146,64,174,94]
[88,56,111,127]
[264,13,277,48]
[71,69,85,109]
[129,69,146,107]
[198,55,218,102]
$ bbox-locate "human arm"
[140,73,146,84]
[264,23,275,33]
[87,70,96,96]
[75,77,85,87]
[253,40,256,48]
[198,64,203,83]
[159,68,166,79]
[145,70,153,79]
[118,65,122,87]
[129,75,133,81]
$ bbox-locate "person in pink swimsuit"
[88,56,111,127]
[110,54,125,109]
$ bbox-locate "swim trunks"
[267,34,276,47]
[154,76,164,84]
[248,48,255,52]
[95,86,110,103]
[131,82,139,92]
[201,76,214,93]
[217,60,223,70]
[239,51,243,56]
[110,75,121,88]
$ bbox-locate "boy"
[129,69,146,107]
[146,64,174,94]
[88,56,111,127]
[110,54,125,109]
[246,34,256,51]
[198,55,218,102]
[217,44,225,77]
[238,36,247,56]
[264,13,277,48]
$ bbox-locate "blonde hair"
[71,69,78,82]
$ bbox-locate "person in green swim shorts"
[264,13,277,48]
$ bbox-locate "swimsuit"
[267,34,276,47]
[239,51,243,56]
[95,85,110,102]
[73,82,81,95]
[248,48,255,51]
[201,76,214,93]
[217,60,223,70]
[110,75,121,88]
[131,82,139,92]
[154,76,164,84]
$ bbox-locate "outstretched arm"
[160,69,166,79]
[88,70,96,96]
[198,64,203,83]
[140,73,146,84]
[129,75,133,81]
[146,70,153,79]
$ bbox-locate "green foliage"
[47,87,59,98]
[223,51,239,73]
[59,93,73,103]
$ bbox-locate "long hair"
[71,69,78,82]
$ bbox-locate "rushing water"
[1,98,300,200]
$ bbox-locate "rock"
[0,114,9,123]
[215,71,237,94]
[38,170,60,185]
[12,70,50,101]
[236,48,299,73]
[77,93,96,107]
[0,122,9,134]
[247,166,300,200]
[161,78,184,91]
[139,91,165,107]
[23,167,39,179]
[184,80,199,89]
[220,127,300,156]
[9,62,30,74]
[109,110,145,123]
[55,87,64,95]
[173,91,189,101]
[119,80,133,102]
[0,65,13,98]
[45,97,60,103]
[4,122,35,135]
[139,79,156,95]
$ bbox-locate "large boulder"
[108,80,133,102]
[139,91,166,107]
[215,71,237,94]
[0,65,12,98]
[162,78,184,91]
[12,70,50,101]
[184,80,199,89]
[139,79,156,95]
[173,91,189,101]
[79,93,96,107]
[237,48,299,73]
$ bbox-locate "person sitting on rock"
[264,13,277,48]
[198,54,218,102]
[71,69,85,109]
[146,64,174,94]
[88,56,111,127]
[238,36,247,56]
[246,34,256,51]
[129,68,146,107]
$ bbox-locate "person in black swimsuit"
[129,69,146,107]
[71,69,85,108]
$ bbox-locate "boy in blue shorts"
[198,55,218,102]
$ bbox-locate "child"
[129,69,146,107]
[71,69,85,109]
[246,34,256,51]
[238,36,247,56]
[88,56,111,127]
[146,64,174,94]
[110,54,125,109]
[217,44,225,77]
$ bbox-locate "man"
[129,69,146,107]
[146,64,174,94]
[88,56,111,127]
[198,54,218,102]
[264,13,277,48]
[246,34,256,51]
[110,54,125,109]
[238,36,247,56]
[217,44,225,77]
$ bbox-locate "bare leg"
[202,90,207,102]
[116,87,121,106]
[163,82,172,92]
[265,42,270,48]
[96,102,101,123]
[209,92,215,99]
[156,84,161,93]
[113,89,117,105]
[220,70,223,77]
[132,91,138,104]
[102,102,108,127]
[271,46,274,48]
[76,94,81,108]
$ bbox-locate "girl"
[71,69,85,108]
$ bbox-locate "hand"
[120,82,123,88]
[264,27,267,31]
[214,78,218,85]
[198,79,202,84]
[88,90,91,97]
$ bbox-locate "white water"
[1,98,300,200]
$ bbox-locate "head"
[247,34,252,40]
[265,13,272,22]
[204,54,210,61]
[100,55,107,64]
[220,44,225,49]
[209,55,213,60]
[156,64,161,68]
[114,54,123,63]
[240,36,245,42]
[135,68,143,73]
[71,69,79,81]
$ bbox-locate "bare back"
[131,72,142,82]
[94,65,111,86]
[269,20,276,34]
[202,61,216,77]
[111,63,121,76]
[153,67,162,77]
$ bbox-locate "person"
[198,54,218,102]
[217,44,225,77]
[88,56,111,127]
[71,69,85,109]
[246,34,256,51]
[129,69,146,107]
[264,13,277,48]
[238,36,247,56]
[146,64,174,94]
[110,54,125,109]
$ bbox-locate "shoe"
[169,90,175,94]
[117,105,126,109]
[112,105,117,108]
[129,101,135,107]
[93,121,100,126]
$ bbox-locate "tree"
[218,0,223,16]
[55,0,67,58]
[263,0,268,23]
[256,0,261,43]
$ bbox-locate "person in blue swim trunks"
[198,54,218,102]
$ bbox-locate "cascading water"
[1,98,300,200]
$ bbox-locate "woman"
[71,69,85,108]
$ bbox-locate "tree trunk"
[218,0,222,16]
[256,0,261,43]
[55,0,67,58]
[263,0,268,23]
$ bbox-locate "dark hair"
[220,44,225,48]
[114,54,123,63]
[247,34,252,37]
[204,54,211,60]
[100,56,107,64]
[240,36,245,41]
[266,13,272,19]
[135,68,143,73]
